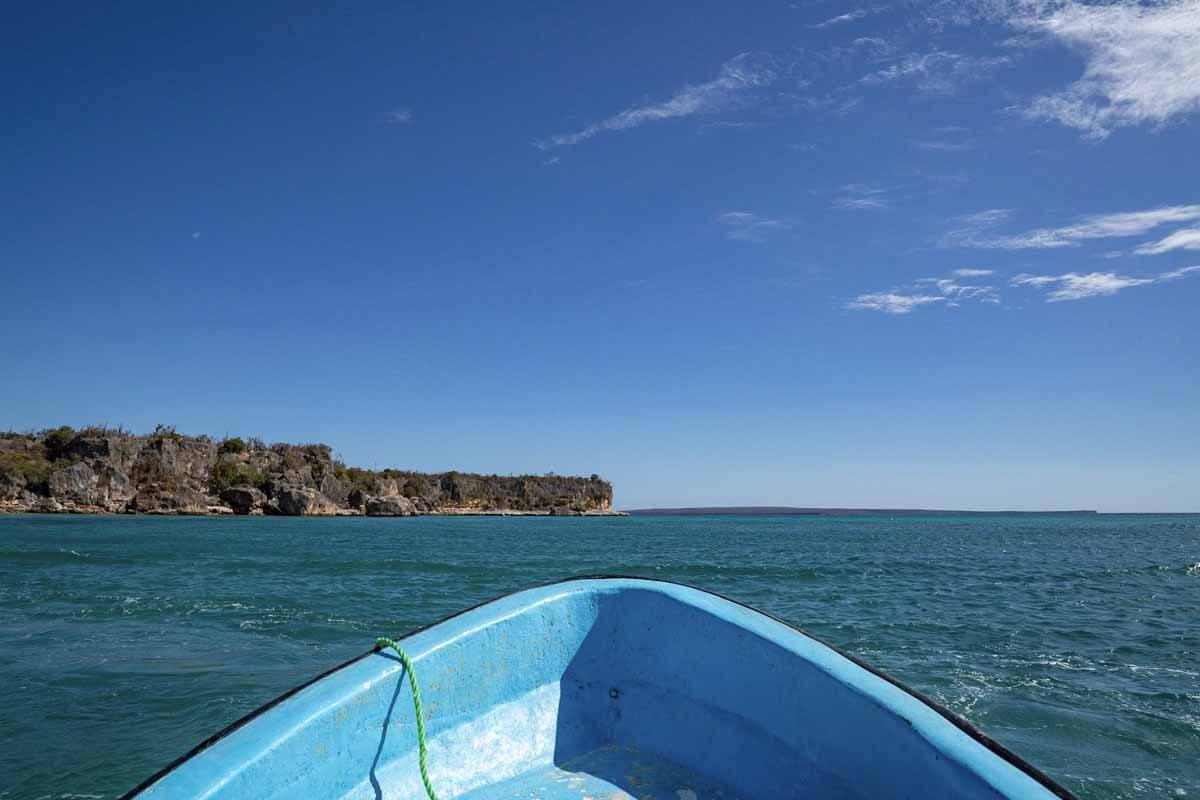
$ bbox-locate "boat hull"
[126,577,1072,799]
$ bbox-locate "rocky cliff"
[0,426,617,516]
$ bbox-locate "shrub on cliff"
[333,466,376,491]
[42,426,76,459]
[403,476,429,498]
[219,437,247,455]
[0,449,52,485]
[208,462,267,493]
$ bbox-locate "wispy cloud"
[914,139,975,152]
[848,269,998,314]
[848,262,1200,313]
[386,108,413,125]
[1134,227,1200,255]
[916,276,1000,304]
[1011,265,1200,302]
[939,209,1013,248]
[847,293,945,314]
[536,53,776,149]
[833,183,889,210]
[842,36,897,58]
[715,211,789,242]
[811,9,869,28]
[810,7,886,29]
[859,51,1009,95]
[1010,0,1200,138]
[941,205,1200,250]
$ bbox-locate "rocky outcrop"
[0,426,619,516]
[46,460,134,508]
[220,486,266,515]
[268,485,341,516]
[548,505,584,516]
[365,495,417,516]
[131,485,208,515]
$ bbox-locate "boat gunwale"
[120,574,1078,800]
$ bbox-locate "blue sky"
[3,1,1198,511]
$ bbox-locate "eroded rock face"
[48,462,99,504]
[269,485,340,516]
[132,437,217,488]
[45,461,133,508]
[132,486,209,515]
[365,495,417,516]
[0,427,615,515]
[319,473,349,505]
[220,486,266,515]
[345,488,368,511]
[548,505,584,516]
[0,472,27,501]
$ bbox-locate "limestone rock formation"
[268,485,340,516]
[0,426,618,516]
[220,486,266,515]
[365,495,417,516]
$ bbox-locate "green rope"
[375,637,438,800]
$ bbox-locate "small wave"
[1,549,94,564]
[1187,562,1200,576]
[1120,663,1200,678]
[1032,657,1097,672]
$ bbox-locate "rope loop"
[376,637,438,800]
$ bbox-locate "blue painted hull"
[126,578,1073,799]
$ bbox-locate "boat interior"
[133,579,1060,800]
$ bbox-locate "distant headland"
[0,425,621,517]
[625,506,1099,516]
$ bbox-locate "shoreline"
[0,501,628,518]
[0,503,633,522]
[1,426,616,518]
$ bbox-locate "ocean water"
[0,514,1197,799]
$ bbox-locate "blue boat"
[125,577,1073,799]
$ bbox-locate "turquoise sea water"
[1,513,1197,799]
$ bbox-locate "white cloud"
[715,211,789,242]
[859,51,1009,95]
[1162,264,1200,280]
[386,108,413,124]
[849,270,998,314]
[916,276,1000,304]
[1013,0,1200,138]
[811,10,869,28]
[834,183,889,209]
[851,262,1200,312]
[1134,227,1200,255]
[915,139,975,152]
[847,293,945,314]
[1011,265,1200,301]
[537,53,776,149]
[1011,271,1152,301]
[942,204,1200,249]
[845,36,897,58]
[938,208,1012,246]
[811,7,887,28]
